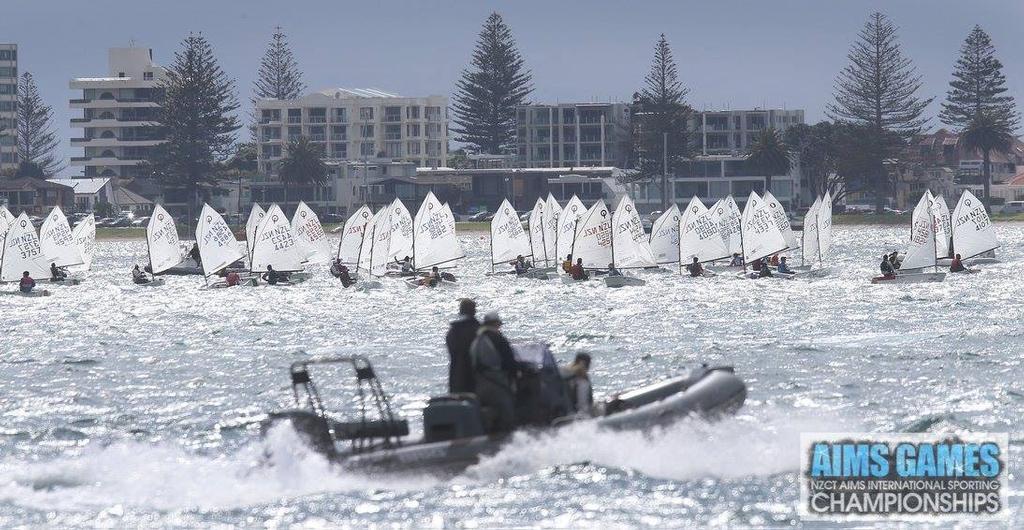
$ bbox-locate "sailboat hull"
[870,272,946,284]
[604,276,646,288]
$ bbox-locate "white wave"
[0,424,437,513]
[463,406,864,483]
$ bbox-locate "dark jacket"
[880,259,895,276]
[445,315,480,393]
[687,262,703,277]
[470,326,518,386]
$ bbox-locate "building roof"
[314,88,401,99]
[47,178,110,195]
[0,177,73,192]
[112,186,151,206]
[1007,169,1024,186]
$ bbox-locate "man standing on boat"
[470,311,518,433]
[446,299,479,394]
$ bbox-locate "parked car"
[321,213,345,224]
[467,211,491,222]
[131,216,150,227]
[95,217,115,227]
[518,211,531,222]
[110,217,133,228]
[1002,201,1024,214]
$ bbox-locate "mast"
[354,221,368,274]
[489,215,494,273]
[738,212,746,273]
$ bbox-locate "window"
[288,126,301,141]
[308,126,325,141]
[0,67,16,77]
[287,109,302,123]
[425,106,441,121]
[308,108,326,123]
[0,101,14,112]
[731,179,764,197]
[331,143,347,159]
[406,124,420,137]
[384,141,402,158]
[360,142,375,156]
[384,106,401,122]
[261,127,281,141]
[360,124,374,138]
[331,125,347,140]
[0,83,15,95]
[406,106,420,119]
[708,180,730,198]
[359,107,374,121]
[143,72,153,81]
[262,144,282,158]
[332,108,347,123]
[385,124,401,140]
[0,50,15,61]
[674,180,708,198]
[261,109,280,123]
[407,141,421,155]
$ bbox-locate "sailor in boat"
[419,266,442,287]
[188,243,201,267]
[469,311,519,433]
[888,251,901,270]
[879,253,896,279]
[329,258,344,278]
[225,270,241,287]
[262,265,283,285]
[513,255,531,275]
[730,253,744,267]
[687,257,704,277]
[560,353,594,416]
[757,259,773,278]
[19,271,36,293]
[777,256,793,274]
[561,254,573,274]
[337,264,355,287]
[445,299,480,394]
[132,264,151,284]
[570,258,589,281]
[396,256,413,274]
[949,254,967,273]
[607,263,623,277]
[49,262,68,282]
[769,255,780,267]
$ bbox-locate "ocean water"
[0,224,1022,528]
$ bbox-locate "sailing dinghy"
[938,190,1000,267]
[292,201,332,265]
[197,204,247,287]
[71,214,96,273]
[649,204,681,267]
[0,212,52,295]
[411,192,464,280]
[738,192,789,279]
[555,195,586,269]
[872,193,945,284]
[39,206,84,284]
[523,198,553,279]
[542,193,561,268]
[250,204,310,285]
[245,203,266,267]
[680,197,729,276]
[488,198,532,273]
[562,199,612,284]
[145,204,189,281]
[605,196,654,287]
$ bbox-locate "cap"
[482,311,502,325]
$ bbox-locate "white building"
[255,88,448,175]
[693,108,805,155]
[515,102,632,168]
[0,43,17,172]
[68,47,167,181]
[47,177,115,211]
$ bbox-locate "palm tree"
[747,127,791,193]
[278,136,329,212]
[960,111,1014,206]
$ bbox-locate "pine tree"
[147,33,241,218]
[631,34,692,210]
[250,27,305,141]
[451,12,533,154]
[827,12,932,212]
[940,26,1019,131]
[16,72,63,176]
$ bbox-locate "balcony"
[70,137,164,147]
[308,116,326,124]
[308,134,326,142]
[287,116,302,124]
[69,155,145,166]
[70,98,159,109]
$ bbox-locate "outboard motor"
[422,395,485,442]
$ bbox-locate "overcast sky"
[3,0,1022,176]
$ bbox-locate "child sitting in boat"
[19,271,35,293]
[49,263,67,281]
[132,264,151,284]
[879,254,896,278]
[949,254,966,273]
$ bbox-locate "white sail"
[528,198,547,266]
[649,204,681,265]
[387,198,414,262]
[611,196,656,268]
[71,215,97,271]
[817,191,833,260]
[39,206,84,268]
[762,191,799,251]
[291,201,332,264]
[951,190,999,259]
[1,213,50,282]
[338,205,373,265]
[740,191,787,263]
[367,208,392,277]
[251,204,304,272]
[542,193,561,266]
[490,198,531,266]
[931,195,952,258]
[147,204,183,274]
[413,191,464,270]
[555,195,586,263]
[801,197,821,266]
[245,203,266,264]
[680,203,730,264]
[0,206,13,228]
[718,196,743,255]
[197,204,245,277]
[571,199,613,269]
[902,194,937,271]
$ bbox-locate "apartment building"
[255,88,448,175]
[515,102,631,168]
[693,108,805,155]
[0,44,17,172]
[68,47,167,181]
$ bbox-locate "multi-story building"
[515,102,631,168]
[0,44,17,173]
[255,88,448,176]
[68,47,166,181]
[692,108,805,155]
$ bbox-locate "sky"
[2,0,1022,177]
